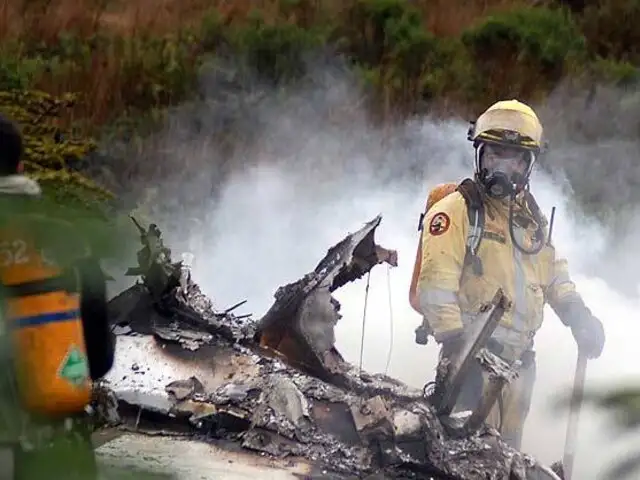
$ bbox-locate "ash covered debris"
[108,216,255,345]
[96,216,561,480]
[256,214,400,386]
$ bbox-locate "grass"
[0,0,213,128]
[1,0,637,134]
[0,0,638,219]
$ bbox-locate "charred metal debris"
[96,215,561,480]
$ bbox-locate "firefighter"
[0,113,115,479]
[413,99,605,449]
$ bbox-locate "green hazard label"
[58,347,89,386]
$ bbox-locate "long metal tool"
[562,352,587,480]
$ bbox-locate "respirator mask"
[475,143,534,199]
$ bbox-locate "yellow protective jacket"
[416,188,580,353]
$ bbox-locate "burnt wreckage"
[97,215,563,480]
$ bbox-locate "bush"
[227,12,327,83]
[580,0,640,64]
[590,57,640,87]
[462,6,587,101]
[24,31,204,127]
[0,49,44,91]
[337,0,452,115]
[0,89,113,216]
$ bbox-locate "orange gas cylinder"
[0,224,92,418]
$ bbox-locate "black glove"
[571,314,605,359]
[554,298,605,360]
[440,332,466,360]
[76,256,115,380]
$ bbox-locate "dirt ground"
[0,429,311,480]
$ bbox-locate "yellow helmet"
[468,99,543,152]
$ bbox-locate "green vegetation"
[2,0,639,133]
[0,0,637,249]
[461,6,587,101]
[0,90,110,210]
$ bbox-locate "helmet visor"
[481,143,531,179]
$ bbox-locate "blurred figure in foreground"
[0,113,115,479]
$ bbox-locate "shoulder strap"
[456,178,485,276]
[522,189,547,246]
[415,179,485,276]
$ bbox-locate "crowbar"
[562,352,588,480]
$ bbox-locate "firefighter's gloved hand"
[571,314,605,359]
[440,332,466,360]
[555,298,605,359]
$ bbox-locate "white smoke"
[125,61,640,479]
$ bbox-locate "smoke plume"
[114,55,640,479]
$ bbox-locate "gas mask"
[475,143,534,199]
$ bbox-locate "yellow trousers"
[450,348,536,450]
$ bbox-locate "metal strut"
[384,264,394,375]
[358,270,371,375]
